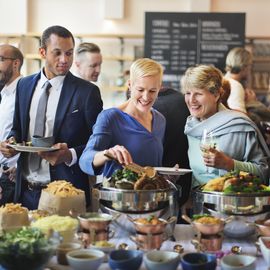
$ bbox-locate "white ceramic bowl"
[221,254,256,270]
[258,236,270,266]
[144,250,181,270]
[66,249,105,270]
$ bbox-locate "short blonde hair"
[181,65,224,97]
[225,47,252,74]
[130,58,163,85]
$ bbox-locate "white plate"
[7,144,59,153]
[154,167,192,176]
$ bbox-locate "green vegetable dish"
[223,171,270,194]
[104,168,139,189]
[0,227,57,270]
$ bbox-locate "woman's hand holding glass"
[202,146,235,172]
[200,129,217,173]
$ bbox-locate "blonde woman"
[182,65,269,186]
[79,58,165,177]
[224,47,253,113]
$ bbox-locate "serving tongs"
[104,151,156,178]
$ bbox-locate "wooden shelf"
[25,53,41,60]
[24,54,134,62]
[253,57,270,63]
[104,85,128,92]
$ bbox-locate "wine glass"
[200,129,217,173]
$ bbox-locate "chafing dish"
[193,186,270,215]
[93,181,179,236]
[93,181,178,213]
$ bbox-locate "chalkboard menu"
[144,12,245,89]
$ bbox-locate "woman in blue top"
[79,58,166,177]
[181,65,269,186]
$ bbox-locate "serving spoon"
[104,151,156,178]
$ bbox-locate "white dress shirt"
[0,76,22,176]
[23,71,63,183]
[23,71,78,183]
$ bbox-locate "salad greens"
[112,168,139,182]
[0,227,50,256]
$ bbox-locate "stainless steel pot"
[93,181,177,213]
[193,186,270,215]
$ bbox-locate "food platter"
[7,144,59,153]
[193,185,270,215]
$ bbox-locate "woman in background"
[79,58,165,177]
[181,65,269,186]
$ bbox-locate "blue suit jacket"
[10,71,103,205]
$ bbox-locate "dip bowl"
[144,250,181,270]
[220,254,256,270]
[66,249,105,270]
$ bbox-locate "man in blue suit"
[0,25,103,209]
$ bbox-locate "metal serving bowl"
[93,181,178,213]
[193,186,270,215]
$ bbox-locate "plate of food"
[7,144,59,153]
[194,171,270,215]
[154,167,192,176]
[201,171,270,195]
[103,168,171,190]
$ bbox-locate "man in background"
[74,42,102,83]
[0,44,24,205]
[74,42,103,210]
[0,26,103,209]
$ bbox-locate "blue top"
[79,107,166,177]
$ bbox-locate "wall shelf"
[246,36,270,95]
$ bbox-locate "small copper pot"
[77,212,119,231]
[193,216,233,235]
[79,228,115,247]
[128,216,176,234]
[200,234,223,251]
[193,221,225,235]
[130,232,168,250]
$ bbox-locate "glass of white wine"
[200,129,217,173]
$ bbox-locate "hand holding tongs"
[103,151,156,178]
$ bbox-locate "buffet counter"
[47,224,265,270]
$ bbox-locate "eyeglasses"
[0,56,16,62]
